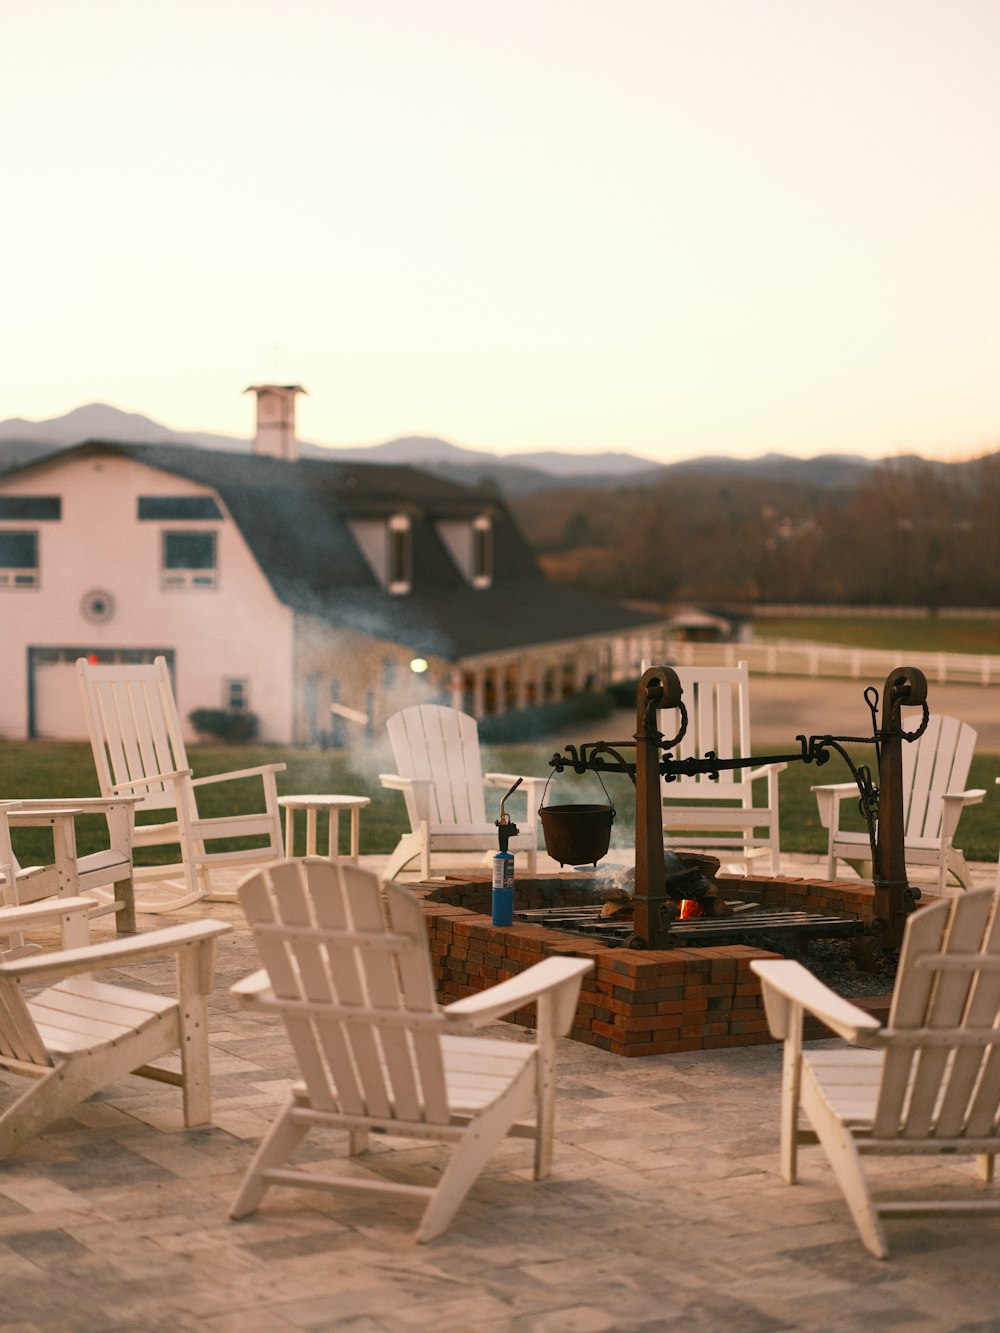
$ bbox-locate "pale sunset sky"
[4,0,999,464]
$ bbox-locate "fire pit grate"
[514,903,865,948]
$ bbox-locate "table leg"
[349,808,361,862]
[327,810,341,861]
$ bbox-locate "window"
[471,515,493,588]
[387,514,411,594]
[436,513,493,587]
[162,531,217,588]
[224,678,249,711]
[347,513,413,592]
[0,530,39,586]
[0,496,60,520]
[139,496,222,520]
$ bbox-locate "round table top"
[277,794,371,809]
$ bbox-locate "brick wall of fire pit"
[411,871,884,1057]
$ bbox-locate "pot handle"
[539,765,615,814]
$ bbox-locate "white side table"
[278,795,371,864]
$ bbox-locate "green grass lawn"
[754,615,1000,655]
[4,738,998,869]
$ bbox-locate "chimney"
[244,384,306,461]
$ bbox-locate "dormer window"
[348,514,412,594]
[471,515,493,588]
[436,513,493,589]
[387,514,412,594]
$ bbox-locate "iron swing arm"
[548,664,930,950]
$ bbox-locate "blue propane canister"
[492,777,522,928]
[492,849,515,926]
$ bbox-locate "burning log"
[598,851,735,924]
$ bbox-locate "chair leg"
[801,1071,888,1259]
[230,1101,311,1219]
[416,1073,532,1244]
[0,1021,175,1159]
[177,946,213,1127]
[977,1154,995,1184]
[383,832,422,882]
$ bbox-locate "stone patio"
[2,851,999,1331]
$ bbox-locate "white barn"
[0,424,667,745]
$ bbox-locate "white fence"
[668,638,1000,687]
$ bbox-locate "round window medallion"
[81,588,115,623]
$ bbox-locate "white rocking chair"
[229,858,593,1242]
[77,656,285,911]
[753,888,1000,1258]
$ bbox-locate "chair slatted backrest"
[386,705,487,828]
[0,802,20,906]
[874,889,1000,1140]
[77,657,189,814]
[239,860,449,1124]
[901,712,977,843]
[0,975,51,1069]
[659,662,755,801]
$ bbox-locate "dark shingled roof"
[9,440,663,659]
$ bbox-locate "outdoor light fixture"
[409,657,429,674]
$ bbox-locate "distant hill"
[0,400,883,496]
[0,403,660,493]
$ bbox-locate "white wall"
[0,452,296,742]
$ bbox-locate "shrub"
[477,690,614,745]
[188,708,260,743]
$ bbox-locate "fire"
[679,899,703,920]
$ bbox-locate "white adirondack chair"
[752,889,1000,1258]
[657,661,785,873]
[230,858,593,1242]
[2,797,137,937]
[379,704,544,881]
[77,656,285,911]
[0,916,231,1159]
[812,713,985,895]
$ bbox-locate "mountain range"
[0,401,878,495]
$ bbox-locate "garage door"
[29,648,173,740]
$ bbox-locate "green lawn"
[754,615,1000,655]
[4,739,998,868]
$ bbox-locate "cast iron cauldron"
[539,802,615,867]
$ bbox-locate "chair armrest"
[811,781,860,831]
[5,807,86,826]
[230,967,273,1009]
[0,919,232,984]
[751,959,884,1045]
[745,761,788,781]
[443,956,594,1035]
[379,773,434,791]
[111,769,193,791]
[939,789,986,838]
[0,897,93,931]
[10,796,143,810]
[190,763,285,787]
[483,773,547,793]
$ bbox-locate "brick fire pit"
[412,871,890,1057]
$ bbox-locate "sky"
[4,0,1000,465]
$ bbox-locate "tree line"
[510,453,1000,609]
